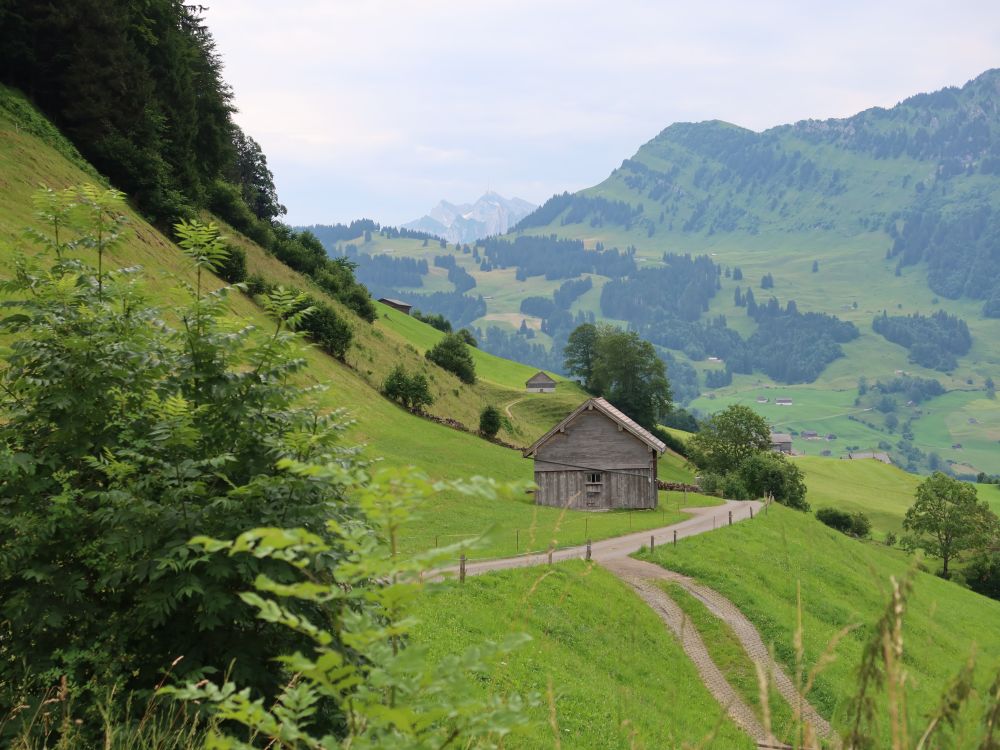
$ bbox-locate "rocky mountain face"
[405,190,536,243]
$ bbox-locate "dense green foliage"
[426,333,477,384]
[686,405,809,506]
[411,309,453,332]
[382,365,434,411]
[0,192,356,720]
[601,253,719,323]
[872,310,972,371]
[563,323,672,429]
[902,472,998,577]
[352,251,428,290]
[244,274,354,360]
[0,0,233,223]
[165,470,532,750]
[687,405,771,475]
[738,451,809,510]
[479,405,503,438]
[815,508,872,538]
[0,4,378,327]
[479,235,636,280]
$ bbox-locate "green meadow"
[638,505,1000,746]
[412,561,754,749]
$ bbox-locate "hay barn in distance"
[525,371,557,393]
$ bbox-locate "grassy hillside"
[638,505,1000,745]
[0,84,720,562]
[412,561,754,749]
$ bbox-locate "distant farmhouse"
[843,451,893,465]
[770,432,793,454]
[523,397,665,511]
[801,430,819,439]
[525,371,557,393]
[756,396,769,404]
[775,398,794,406]
[378,297,412,315]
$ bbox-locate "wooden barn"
[523,397,665,511]
[525,371,557,393]
[378,297,412,315]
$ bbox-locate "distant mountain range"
[404,191,536,243]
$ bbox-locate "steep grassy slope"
[0,85,716,561]
[638,505,1000,745]
[412,561,754,749]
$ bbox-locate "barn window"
[587,471,604,495]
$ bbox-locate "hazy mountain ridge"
[406,190,536,243]
[515,69,1000,307]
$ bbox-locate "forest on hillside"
[513,70,1000,312]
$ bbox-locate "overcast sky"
[203,1,1000,227]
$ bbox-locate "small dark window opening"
[587,472,602,484]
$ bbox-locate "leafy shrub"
[720,473,750,500]
[216,244,247,283]
[816,508,872,537]
[300,299,353,360]
[244,272,270,296]
[739,451,809,510]
[238,273,353,359]
[382,365,434,411]
[884,530,898,547]
[426,333,476,384]
[163,468,532,748]
[479,405,503,438]
[0,196,354,720]
[412,309,453,332]
[966,552,1000,600]
[457,327,478,347]
[696,472,722,495]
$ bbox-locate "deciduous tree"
[902,472,998,578]
[688,404,771,475]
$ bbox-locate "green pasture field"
[411,561,754,749]
[638,504,1000,746]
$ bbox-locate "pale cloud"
[204,0,1000,226]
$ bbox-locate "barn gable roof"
[526,371,556,386]
[523,397,666,457]
[379,297,410,306]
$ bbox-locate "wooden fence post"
[750,505,754,519]
[650,535,655,553]
[459,554,466,584]
[586,539,592,561]
[673,529,677,545]
[515,529,519,553]
[729,510,733,526]
[547,545,553,566]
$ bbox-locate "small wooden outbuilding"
[770,432,793,454]
[523,397,665,511]
[525,371,557,393]
[378,297,412,315]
